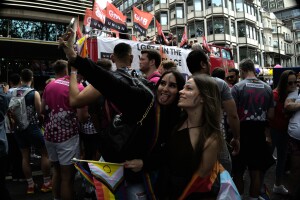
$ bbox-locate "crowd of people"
[0,28,300,200]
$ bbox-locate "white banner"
[97,37,191,75]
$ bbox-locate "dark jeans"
[271,128,288,181]
[0,155,11,200]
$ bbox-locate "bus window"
[221,49,231,60]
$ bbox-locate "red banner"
[84,8,93,27]
[76,16,83,39]
[91,1,106,29]
[133,6,153,36]
[155,20,166,42]
[132,35,137,41]
[105,1,127,32]
[180,26,187,47]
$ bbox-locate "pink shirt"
[147,71,161,85]
[43,76,84,143]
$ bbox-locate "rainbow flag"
[88,161,124,192]
[179,162,240,200]
[73,158,127,199]
[74,162,94,186]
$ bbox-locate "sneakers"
[272,184,289,195]
[41,182,52,193]
[26,185,35,194]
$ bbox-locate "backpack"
[8,88,34,131]
[99,73,155,162]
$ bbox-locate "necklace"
[186,120,202,129]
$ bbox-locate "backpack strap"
[22,88,34,97]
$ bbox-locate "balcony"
[154,3,168,11]
[284,37,293,43]
[264,45,274,52]
[170,18,184,27]
[285,50,294,56]
[168,0,182,5]
[187,10,204,20]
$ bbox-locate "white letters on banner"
[97,37,191,75]
[134,14,148,26]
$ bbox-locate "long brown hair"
[277,70,296,102]
[194,74,222,156]
[179,74,223,162]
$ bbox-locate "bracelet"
[70,71,77,75]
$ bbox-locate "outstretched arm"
[69,68,101,108]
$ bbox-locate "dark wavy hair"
[277,70,296,102]
[156,69,185,106]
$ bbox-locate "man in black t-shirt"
[231,58,275,199]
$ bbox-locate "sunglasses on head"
[226,75,235,79]
[288,81,297,86]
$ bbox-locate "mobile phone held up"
[63,17,75,41]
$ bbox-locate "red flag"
[132,35,137,41]
[76,16,83,39]
[202,36,211,53]
[105,2,127,32]
[155,20,166,42]
[180,26,187,47]
[84,8,93,27]
[133,6,154,36]
[91,0,106,29]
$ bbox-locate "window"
[229,0,234,11]
[212,0,222,7]
[170,7,176,19]
[188,23,195,38]
[237,22,245,37]
[161,12,168,25]
[207,0,212,8]
[187,0,194,13]
[224,0,228,8]
[239,47,247,60]
[207,19,213,35]
[126,12,132,23]
[222,49,232,59]
[214,18,225,34]
[195,21,204,36]
[6,19,65,41]
[176,5,184,19]
[273,40,278,48]
[236,0,243,12]
[231,22,236,36]
[269,37,272,46]
[144,1,153,12]
[160,0,167,3]
[195,0,203,11]
[233,46,237,62]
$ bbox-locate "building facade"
[114,0,295,68]
[0,0,92,83]
[262,0,300,66]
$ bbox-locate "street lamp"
[277,24,281,65]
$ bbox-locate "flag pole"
[72,158,124,166]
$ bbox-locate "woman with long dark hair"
[270,70,297,195]
[165,74,224,199]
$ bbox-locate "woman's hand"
[124,159,143,172]
[58,28,77,61]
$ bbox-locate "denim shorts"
[14,124,45,149]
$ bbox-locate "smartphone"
[65,17,75,34]
[62,17,75,41]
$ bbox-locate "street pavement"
[6,160,291,200]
